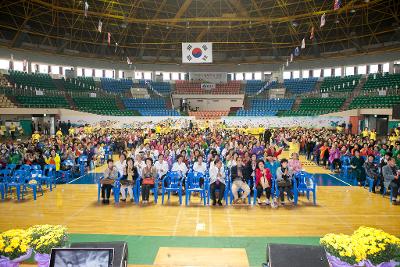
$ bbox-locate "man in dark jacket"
[263,129,272,144]
[230,156,250,204]
[382,157,399,203]
[363,155,382,193]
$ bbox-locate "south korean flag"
[182,42,213,63]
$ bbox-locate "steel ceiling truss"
[0,0,398,64]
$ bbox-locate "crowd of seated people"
[0,120,399,205]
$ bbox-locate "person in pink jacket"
[288,153,302,174]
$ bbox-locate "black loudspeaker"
[393,105,400,119]
[70,241,128,267]
[267,243,329,267]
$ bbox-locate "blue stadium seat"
[101,78,133,93]
[284,78,318,94]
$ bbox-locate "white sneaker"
[264,199,270,205]
[257,198,261,205]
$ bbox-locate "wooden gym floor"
[3,153,400,266]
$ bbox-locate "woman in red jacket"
[255,160,272,205]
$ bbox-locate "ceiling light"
[350,9,356,13]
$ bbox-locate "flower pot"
[326,252,400,267]
[0,249,32,267]
[34,253,50,267]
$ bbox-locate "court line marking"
[67,174,85,184]
[326,173,352,186]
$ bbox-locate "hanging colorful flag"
[107,32,111,45]
[98,20,102,33]
[320,13,326,28]
[310,26,315,40]
[290,53,293,62]
[127,57,132,65]
[84,1,89,17]
[301,38,306,49]
[333,0,341,10]
[294,47,300,56]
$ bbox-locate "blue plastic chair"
[19,164,31,172]
[21,172,39,200]
[366,175,375,192]
[136,176,159,204]
[185,171,207,206]
[78,155,88,176]
[31,170,45,196]
[31,164,42,170]
[207,175,229,206]
[161,171,183,205]
[295,171,316,205]
[0,169,12,200]
[6,170,25,200]
[340,156,352,180]
[272,175,298,204]
[229,177,256,205]
[58,160,75,183]
[5,164,17,174]
[41,164,56,191]
[104,146,112,161]
[97,176,121,203]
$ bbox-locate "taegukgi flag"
[182,42,213,63]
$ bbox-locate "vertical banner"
[182,42,213,63]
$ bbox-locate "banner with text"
[182,42,213,63]
[201,83,216,90]
[189,72,227,83]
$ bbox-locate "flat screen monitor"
[49,248,114,267]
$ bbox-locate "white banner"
[221,116,348,129]
[201,83,216,90]
[182,42,213,63]
[189,72,227,83]
[35,90,44,96]
[89,93,97,98]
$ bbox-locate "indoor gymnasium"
[0,0,400,266]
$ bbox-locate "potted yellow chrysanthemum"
[320,226,400,267]
[0,229,32,267]
[27,225,68,267]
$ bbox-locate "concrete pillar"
[115,69,119,79]
[389,62,394,74]
[73,66,78,78]
[28,61,32,74]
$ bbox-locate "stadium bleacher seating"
[73,96,136,116]
[189,111,229,120]
[150,82,171,94]
[236,110,277,116]
[0,94,16,108]
[320,75,361,93]
[284,78,318,94]
[362,73,400,92]
[282,97,345,116]
[349,95,400,109]
[245,80,278,94]
[101,78,133,93]
[237,98,294,116]
[250,99,294,111]
[9,70,56,90]
[175,81,241,94]
[16,95,69,108]
[123,98,179,116]
[138,109,180,116]
[123,98,165,109]
[63,78,95,92]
